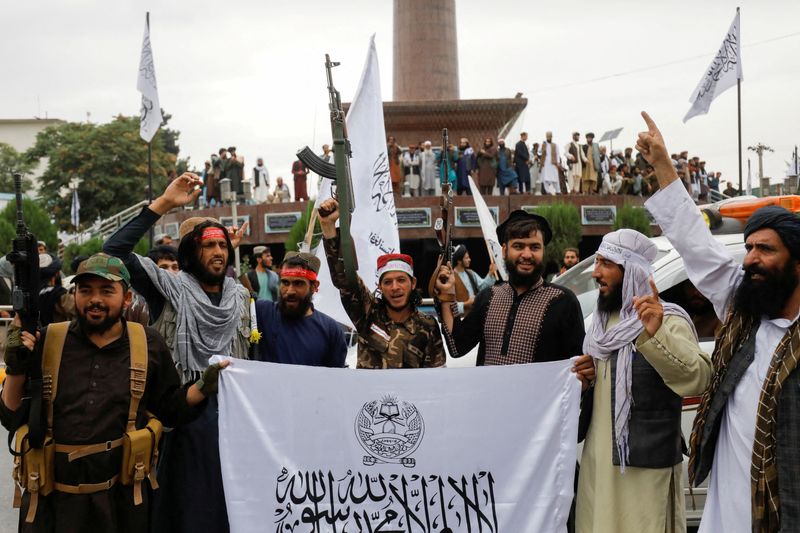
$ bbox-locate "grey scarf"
[137,254,248,382]
[583,255,695,471]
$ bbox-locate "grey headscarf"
[137,254,249,382]
[582,229,696,471]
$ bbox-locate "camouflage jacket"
[323,234,445,369]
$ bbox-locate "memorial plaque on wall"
[264,212,301,233]
[581,205,617,225]
[521,205,545,215]
[395,207,432,228]
[220,215,252,235]
[454,206,498,227]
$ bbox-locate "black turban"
[743,205,800,259]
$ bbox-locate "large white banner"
[137,12,163,142]
[218,359,580,533]
[313,34,399,327]
[468,176,508,282]
[683,10,742,123]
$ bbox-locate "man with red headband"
[318,198,445,369]
[104,173,250,532]
[253,251,347,366]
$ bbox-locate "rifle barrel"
[13,173,25,230]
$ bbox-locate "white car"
[554,232,746,528]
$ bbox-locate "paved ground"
[0,428,18,532]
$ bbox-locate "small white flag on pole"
[683,10,743,123]
[70,188,80,229]
[467,175,508,281]
[137,12,163,142]
[313,35,399,328]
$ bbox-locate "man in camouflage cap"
[318,198,445,369]
[0,252,224,532]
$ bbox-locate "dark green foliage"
[613,204,653,237]
[26,115,177,229]
[0,198,57,251]
[0,143,36,193]
[530,203,582,271]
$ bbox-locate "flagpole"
[736,7,743,194]
[148,140,154,247]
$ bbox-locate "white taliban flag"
[468,175,508,281]
[683,10,743,123]
[313,34,399,328]
[70,187,80,229]
[217,358,581,533]
[137,12,163,142]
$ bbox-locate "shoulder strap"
[126,322,148,432]
[42,322,70,433]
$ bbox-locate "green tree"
[26,115,177,229]
[285,202,321,253]
[613,205,653,237]
[0,219,15,253]
[62,236,149,274]
[0,142,36,193]
[0,198,57,251]
[528,203,582,272]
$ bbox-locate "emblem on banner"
[355,396,424,468]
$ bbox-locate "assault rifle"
[297,54,359,287]
[7,173,45,448]
[429,129,468,301]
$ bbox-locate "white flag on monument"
[683,10,743,123]
[137,13,163,142]
[468,176,508,281]
[217,358,581,533]
[313,34,399,328]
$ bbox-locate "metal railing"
[59,200,149,254]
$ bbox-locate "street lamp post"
[219,178,241,277]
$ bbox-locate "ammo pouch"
[121,415,163,505]
[11,321,159,524]
[12,425,54,523]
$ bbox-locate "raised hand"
[632,279,664,337]
[433,261,457,301]
[158,172,203,212]
[317,198,340,238]
[228,221,248,249]
[636,112,679,189]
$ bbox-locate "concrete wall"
[0,119,64,197]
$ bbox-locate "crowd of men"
[386,131,739,201]
[195,145,337,207]
[0,111,797,533]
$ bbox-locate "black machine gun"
[7,173,46,448]
[297,54,359,287]
[429,129,468,301]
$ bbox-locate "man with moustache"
[434,210,585,367]
[639,111,800,533]
[576,229,711,533]
[104,173,250,532]
[318,198,445,369]
[0,254,224,532]
[252,251,346,367]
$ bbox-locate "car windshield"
[555,250,670,319]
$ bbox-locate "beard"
[733,260,799,319]
[78,303,123,334]
[505,259,544,290]
[597,282,623,313]
[278,292,313,320]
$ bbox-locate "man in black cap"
[639,111,800,533]
[452,244,496,314]
[434,209,586,367]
